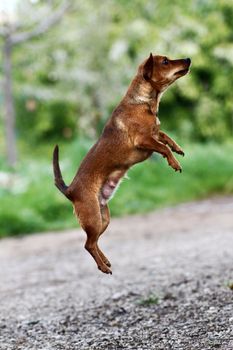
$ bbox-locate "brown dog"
[53,53,191,274]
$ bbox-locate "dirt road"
[0,197,233,349]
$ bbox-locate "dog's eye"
[162,58,169,65]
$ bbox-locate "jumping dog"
[53,53,191,274]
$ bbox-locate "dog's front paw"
[176,149,185,157]
[176,167,182,173]
[172,147,185,157]
[168,158,182,173]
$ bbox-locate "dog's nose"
[185,58,191,65]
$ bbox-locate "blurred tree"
[0,0,71,167]
[1,0,233,152]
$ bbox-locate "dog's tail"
[53,145,72,200]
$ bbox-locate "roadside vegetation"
[0,140,232,237]
[0,0,232,237]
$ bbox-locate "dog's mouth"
[175,68,189,76]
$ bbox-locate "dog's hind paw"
[104,259,111,268]
[98,265,112,275]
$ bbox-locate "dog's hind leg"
[74,200,112,274]
[159,131,184,156]
[100,204,110,233]
[97,205,111,267]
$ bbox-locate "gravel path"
[0,197,233,350]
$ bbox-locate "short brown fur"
[53,53,191,274]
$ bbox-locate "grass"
[138,294,160,306]
[0,139,233,237]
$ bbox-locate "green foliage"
[109,142,233,216]
[1,0,231,143]
[15,97,77,142]
[0,140,232,237]
[138,294,160,306]
[0,1,233,236]
[0,208,45,237]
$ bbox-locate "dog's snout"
[185,58,191,65]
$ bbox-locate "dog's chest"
[155,115,160,126]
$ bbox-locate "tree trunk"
[2,38,17,168]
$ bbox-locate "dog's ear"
[143,53,154,81]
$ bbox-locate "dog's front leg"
[159,131,185,156]
[159,131,184,156]
[136,136,182,172]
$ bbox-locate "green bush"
[0,140,232,237]
[15,97,77,142]
[9,0,233,143]
[0,209,45,237]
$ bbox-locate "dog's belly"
[100,170,126,206]
[99,149,152,206]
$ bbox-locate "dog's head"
[140,53,191,91]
